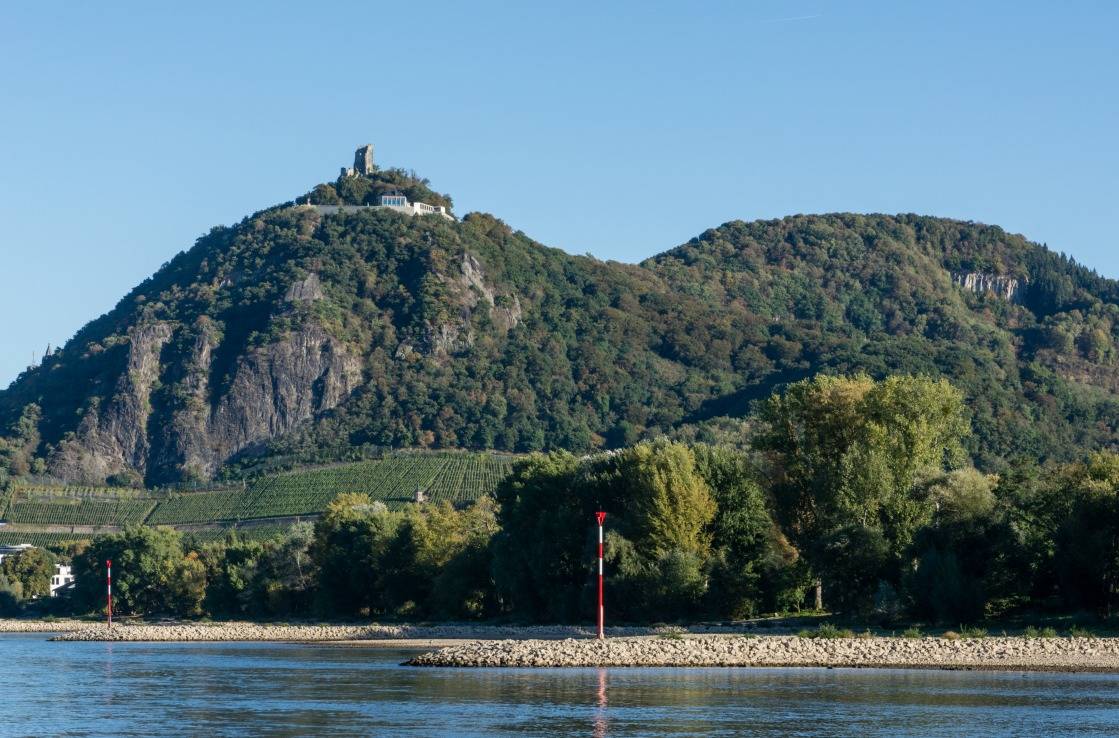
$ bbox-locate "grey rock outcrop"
[157,321,361,481]
[211,323,360,452]
[285,272,324,303]
[52,310,361,484]
[953,272,1024,303]
[50,321,174,482]
[410,252,523,357]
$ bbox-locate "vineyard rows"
[425,454,515,503]
[0,530,88,549]
[10,484,147,499]
[5,498,156,527]
[0,452,518,529]
[146,489,247,525]
[148,452,516,523]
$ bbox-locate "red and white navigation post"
[595,511,606,640]
[106,559,113,628]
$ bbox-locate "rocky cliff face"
[953,272,1025,303]
[28,208,519,485]
[50,322,174,483]
[50,313,361,485]
[203,323,361,473]
[146,318,361,482]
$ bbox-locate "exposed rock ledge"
[952,271,1024,303]
[405,634,1119,672]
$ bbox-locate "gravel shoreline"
[0,619,97,633]
[405,634,1119,672]
[11,621,728,642]
[8,619,1118,672]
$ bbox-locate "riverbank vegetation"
[7,373,1119,626]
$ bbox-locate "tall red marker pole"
[106,559,113,629]
[595,511,606,640]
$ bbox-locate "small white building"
[50,564,74,597]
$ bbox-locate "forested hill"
[2,164,1118,485]
[645,215,1119,466]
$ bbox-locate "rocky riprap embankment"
[0,619,99,633]
[405,635,1119,672]
[45,622,723,642]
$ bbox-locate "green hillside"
[2,157,1119,489]
[0,451,513,540]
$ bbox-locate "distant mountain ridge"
[3,155,1118,485]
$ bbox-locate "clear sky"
[1,1,1117,388]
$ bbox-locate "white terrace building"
[307,192,454,222]
[376,192,453,219]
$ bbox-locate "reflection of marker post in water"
[106,559,112,628]
[593,668,608,738]
[595,512,606,640]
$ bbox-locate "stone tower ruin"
[354,144,375,175]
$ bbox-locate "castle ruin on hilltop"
[340,144,375,178]
[311,144,454,221]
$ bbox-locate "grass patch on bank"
[797,623,855,639]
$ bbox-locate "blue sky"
[1,1,1117,388]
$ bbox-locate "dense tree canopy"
[755,374,969,609]
[1,547,55,600]
[491,440,798,622]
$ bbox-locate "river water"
[4,633,1119,736]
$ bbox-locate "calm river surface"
[5,633,1119,737]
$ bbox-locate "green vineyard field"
[145,489,248,525]
[0,530,91,549]
[147,452,516,524]
[9,484,146,499]
[0,452,518,535]
[4,498,156,527]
